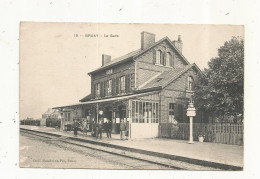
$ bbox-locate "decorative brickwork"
[80,32,202,127]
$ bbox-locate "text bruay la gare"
[73,34,119,38]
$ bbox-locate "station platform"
[20,125,243,169]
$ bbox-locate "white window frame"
[119,76,125,93]
[166,52,171,66]
[169,103,175,123]
[132,100,159,123]
[107,79,112,96]
[95,83,100,98]
[188,76,194,91]
[156,50,162,64]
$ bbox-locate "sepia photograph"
[19,22,244,170]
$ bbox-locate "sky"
[20,23,244,119]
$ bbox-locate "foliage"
[194,37,244,121]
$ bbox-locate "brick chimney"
[141,31,155,50]
[102,54,111,66]
[172,35,183,53]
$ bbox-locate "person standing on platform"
[82,119,88,136]
[91,120,96,137]
[107,120,112,138]
[125,120,129,140]
[96,120,103,139]
[73,119,79,137]
[120,119,126,140]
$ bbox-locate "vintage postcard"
[19,22,244,170]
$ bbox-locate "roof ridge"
[88,49,141,74]
[89,35,190,74]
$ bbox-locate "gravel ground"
[20,132,169,169]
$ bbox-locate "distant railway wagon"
[20,119,41,126]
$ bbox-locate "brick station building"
[54,31,202,139]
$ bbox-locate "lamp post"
[99,110,103,122]
[186,96,196,144]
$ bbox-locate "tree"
[194,37,244,122]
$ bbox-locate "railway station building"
[54,31,202,139]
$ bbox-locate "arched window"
[187,76,194,90]
[156,50,162,64]
[162,52,166,66]
[166,52,172,66]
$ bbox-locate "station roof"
[138,63,201,90]
[53,91,159,110]
[79,94,92,102]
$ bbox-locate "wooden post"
[59,108,64,131]
[128,99,132,139]
[96,103,99,123]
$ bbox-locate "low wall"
[131,123,159,139]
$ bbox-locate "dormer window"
[156,50,162,64]
[155,50,173,67]
[166,52,173,67]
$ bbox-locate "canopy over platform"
[53,91,159,110]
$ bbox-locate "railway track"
[20,128,225,170]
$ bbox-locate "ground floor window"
[169,103,177,123]
[132,100,159,123]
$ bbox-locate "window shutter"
[93,84,96,98]
[104,81,107,96]
[125,75,128,93]
[162,52,166,66]
[116,77,119,94]
[174,103,179,122]
[131,73,135,90]
[153,49,156,64]
[175,104,184,123]
[170,53,174,67]
[112,79,116,95]
[128,74,132,92]
[125,74,131,93]
[178,104,184,122]
[185,77,188,90]
[100,81,104,97]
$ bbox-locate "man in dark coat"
[125,121,129,140]
[91,120,97,137]
[107,120,112,138]
[96,120,103,139]
[73,119,79,136]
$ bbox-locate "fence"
[159,123,244,145]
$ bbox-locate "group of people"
[93,120,112,139]
[72,118,128,141]
[72,118,93,137]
